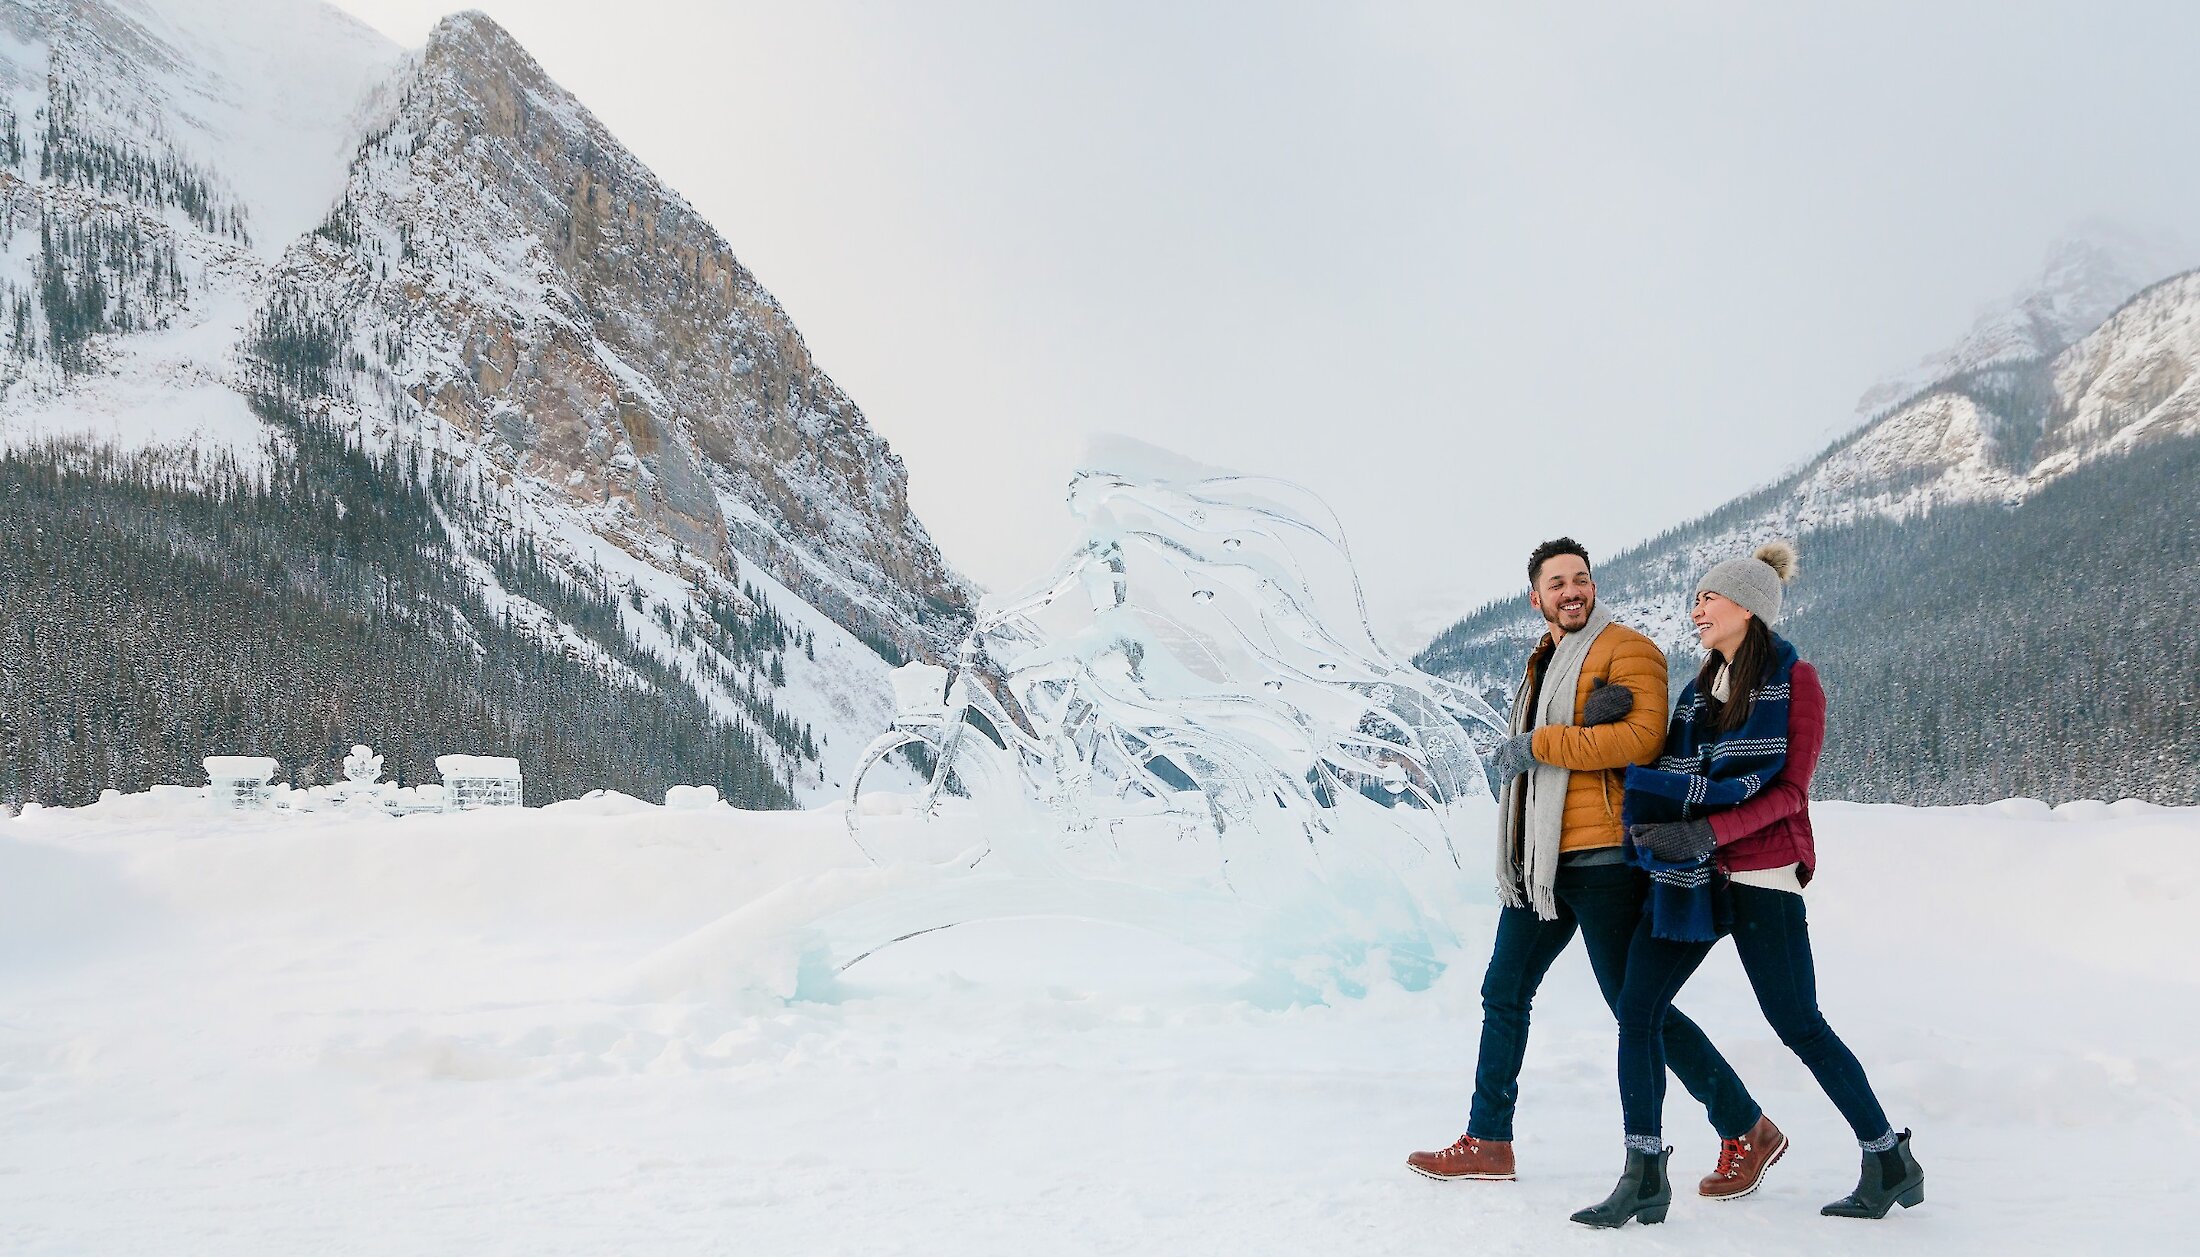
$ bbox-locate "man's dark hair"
[1527,537,1592,586]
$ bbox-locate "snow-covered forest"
[0,401,808,809]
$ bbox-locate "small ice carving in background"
[203,757,279,810]
[822,437,1507,1002]
[343,745,385,788]
[342,745,387,812]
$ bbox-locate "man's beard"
[1542,597,1595,629]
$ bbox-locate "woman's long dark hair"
[1696,616,1776,734]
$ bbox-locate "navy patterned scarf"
[1622,633,1798,941]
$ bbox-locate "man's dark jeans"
[1467,860,1761,1142]
[1617,881,1891,1143]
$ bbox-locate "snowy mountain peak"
[1854,222,2193,423]
[421,9,555,94]
[254,0,975,660]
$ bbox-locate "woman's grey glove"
[1629,818,1715,864]
[1484,732,1538,791]
[1580,677,1634,726]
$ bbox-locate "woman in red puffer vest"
[1573,541,1923,1232]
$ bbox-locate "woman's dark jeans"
[1467,861,1760,1142]
[1617,879,1892,1142]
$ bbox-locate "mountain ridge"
[1418,241,2200,804]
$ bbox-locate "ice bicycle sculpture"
[635,441,1509,1006]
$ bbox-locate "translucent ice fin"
[843,444,1502,999]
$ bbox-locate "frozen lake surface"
[2,792,2191,1254]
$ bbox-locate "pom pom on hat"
[1753,539,1798,584]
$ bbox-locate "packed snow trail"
[0,792,2191,1254]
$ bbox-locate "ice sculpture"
[203,757,279,810]
[341,744,387,813]
[720,437,1508,1003]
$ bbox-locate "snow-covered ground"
[1,792,2191,1254]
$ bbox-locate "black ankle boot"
[1822,1129,1924,1218]
[1571,1146,1672,1228]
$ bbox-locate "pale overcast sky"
[330,0,2198,647]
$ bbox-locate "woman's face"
[1691,590,1752,659]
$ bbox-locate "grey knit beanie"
[1696,540,1799,623]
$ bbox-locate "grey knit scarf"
[1495,603,1613,919]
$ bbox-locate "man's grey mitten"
[1629,819,1715,864]
[1580,677,1634,726]
[1484,733,1537,791]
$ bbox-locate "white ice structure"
[343,746,384,786]
[339,745,388,813]
[817,439,1508,1001]
[437,756,525,811]
[202,756,279,810]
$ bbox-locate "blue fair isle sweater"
[1622,634,1799,941]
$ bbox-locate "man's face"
[1528,554,1595,633]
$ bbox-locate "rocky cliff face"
[258,12,971,663]
[2040,271,2200,473]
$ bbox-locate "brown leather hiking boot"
[1700,1114,1787,1200]
[1406,1134,1516,1181]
